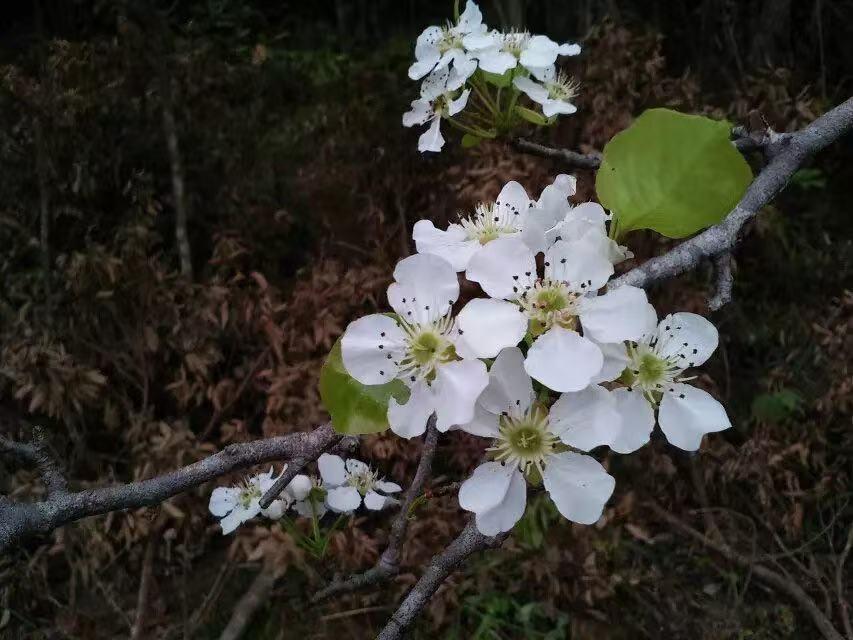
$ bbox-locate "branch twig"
[0,422,348,553]
[836,526,853,640]
[647,502,845,640]
[512,137,602,170]
[708,252,734,311]
[218,564,282,640]
[312,417,440,602]
[375,519,508,640]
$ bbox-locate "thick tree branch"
[0,423,349,554]
[312,417,440,602]
[612,96,853,290]
[375,519,508,640]
[647,502,845,640]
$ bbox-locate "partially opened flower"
[408,0,484,81]
[608,312,733,452]
[318,454,402,513]
[208,467,308,534]
[518,35,581,73]
[341,253,488,437]
[457,348,616,535]
[292,475,329,519]
[545,200,633,266]
[462,30,529,74]
[403,66,471,153]
[459,235,653,392]
[513,65,579,117]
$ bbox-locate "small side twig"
[0,426,68,497]
[312,417,440,602]
[512,137,602,170]
[130,528,159,640]
[708,252,734,311]
[835,526,853,640]
[376,518,509,640]
[647,502,845,640]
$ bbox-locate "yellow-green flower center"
[489,406,559,477]
[518,279,580,331]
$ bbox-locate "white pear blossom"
[413,176,570,273]
[408,0,485,81]
[318,454,402,513]
[208,467,310,534]
[341,253,488,438]
[609,312,733,453]
[519,35,581,73]
[544,200,633,266]
[403,66,471,153]
[459,235,653,390]
[292,474,329,519]
[457,348,616,535]
[513,65,579,117]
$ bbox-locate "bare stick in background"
[312,417,440,602]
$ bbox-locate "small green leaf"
[751,389,803,424]
[319,337,409,435]
[514,105,549,126]
[461,133,483,148]
[481,69,512,88]
[596,108,753,239]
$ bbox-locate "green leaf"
[514,105,549,126]
[319,337,409,435]
[481,69,512,88]
[461,133,483,148]
[596,108,753,239]
[751,389,803,424]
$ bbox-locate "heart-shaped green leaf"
[319,337,409,435]
[596,108,752,239]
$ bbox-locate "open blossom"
[408,0,484,81]
[463,31,580,76]
[208,467,311,534]
[459,235,653,392]
[545,200,633,266]
[413,177,569,273]
[318,454,402,513]
[341,253,488,438]
[519,35,581,72]
[292,474,329,519]
[403,66,470,153]
[458,348,616,535]
[513,65,579,117]
[608,312,733,453]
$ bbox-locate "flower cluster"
[340,175,732,535]
[208,456,399,534]
[403,1,582,152]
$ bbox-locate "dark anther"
[380,332,386,337]
[560,258,566,264]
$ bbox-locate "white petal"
[457,298,527,358]
[326,486,362,513]
[420,66,449,100]
[286,474,313,501]
[542,99,577,117]
[463,31,500,51]
[475,467,527,535]
[557,42,581,56]
[388,381,434,439]
[519,35,560,69]
[364,490,394,511]
[457,403,501,437]
[448,88,471,116]
[261,499,288,520]
[318,453,347,487]
[478,346,534,416]
[413,220,479,271]
[466,236,537,300]
[658,383,732,451]
[477,49,518,74]
[393,252,460,308]
[609,388,655,453]
[456,0,483,33]
[402,99,434,127]
[512,75,549,105]
[537,176,575,226]
[544,239,614,291]
[340,314,406,385]
[543,452,615,525]
[579,286,651,343]
[294,499,327,519]
[591,340,630,383]
[530,64,556,83]
[418,116,444,153]
[375,480,402,493]
[496,181,532,224]
[458,461,515,514]
[549,385,620,451]
[219,507,250,534]
[345,458,370,476]
[656,312,719,368]
[525,327,603,392]
[209,487,239,517]
[432,359,489,431]
[409,36,441,80]
[415,26,443,51]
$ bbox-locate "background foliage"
[0,1,850,638]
